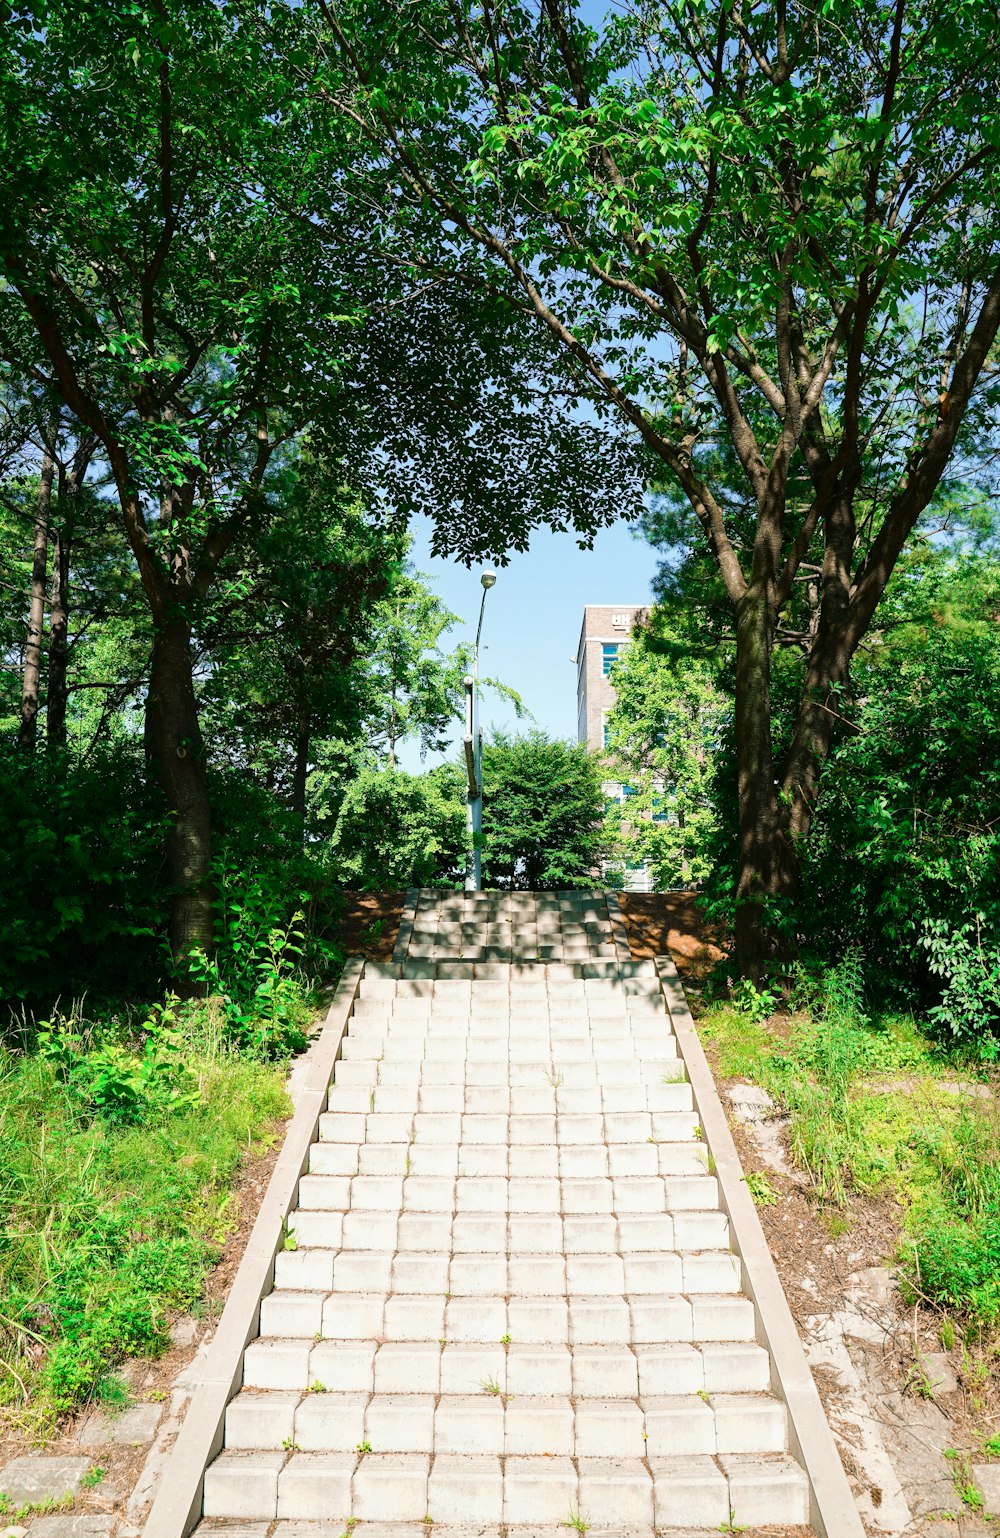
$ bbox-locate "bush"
[481,732,607,889]
[329,766,467,888]
[0,742,166,1011]
[36,998,200,1125]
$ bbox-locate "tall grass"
[700,954,1000,1329]
[0,1009,290,1433]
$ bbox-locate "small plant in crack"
[500,1333,511,1345]
[563,1508,590,1533]
[743,1169,779,1206]
[718,1510,748,1534]
[308,1381,326,1393]
[480,1376,502,1395]
[282,1438,301,1451]
[356,1440,373,1455]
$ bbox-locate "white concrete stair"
[198,959,809,1534]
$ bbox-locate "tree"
[0,1,363,959]
[605,626,726,888]
[198,459,405,819]
[799,544,1000,1033]
[304,0,1000,973]
[329,765,467,888]
[481,732,607,889]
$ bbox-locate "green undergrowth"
[696,958,1000,1331]
[0,997,297,1435]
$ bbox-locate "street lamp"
[464,569,496,891]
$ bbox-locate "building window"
[622,784,639,801]
[602,715,611,749]
[602,643,621,676]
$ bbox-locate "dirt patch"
[336,889,406,960]
[619,890,727,980]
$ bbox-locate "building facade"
[575,604,649,751]
[575,604,653,892]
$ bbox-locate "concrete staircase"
[197,956,810,1535]
[402,889,621,962]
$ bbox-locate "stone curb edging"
[141,958,366,1538]
[654,954,865,1538]
[604,889,632,963]
[392,887,420,962]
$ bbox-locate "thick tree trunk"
[733,584,796,981]
[46,521,70,751]
[145,614,214,965]
[18,438,56,748]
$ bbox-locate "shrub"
[0,742,165,1012]
[0,1039,289,1422]
[329,766,467,888]
[481,732,607,889]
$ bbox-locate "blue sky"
[397,513,658,772]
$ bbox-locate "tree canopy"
[293,0,1000,970]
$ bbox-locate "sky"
[397,513,659,773]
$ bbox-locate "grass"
[695,955,1000,1332]
[0,999,293,1434]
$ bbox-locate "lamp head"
[481,569,497,590]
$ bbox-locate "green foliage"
[330,766,468,889]
[481,733,608,890]
[605,619,726,889]
[797,552,1000,1046]
[0,742,165,1010]
[921,917,1000,1060]
[700,956,1000,1327]
[36,1001,199,1127]
[0,1026,290,1424]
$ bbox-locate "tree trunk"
[145,614,215,965]
[291,708,311,822]
[47,439,91,752]
[18,436,56,748]
[47,519,71,751]
[733,584,796,980]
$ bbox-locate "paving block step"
[199,959,811,1531]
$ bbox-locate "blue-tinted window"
[603,718,611,748]
[602,643,621,676]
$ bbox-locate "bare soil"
[336,889,406,960]
[618,891,726,981]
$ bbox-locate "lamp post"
[464,569,496,891]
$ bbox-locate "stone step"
[243,1337,772,1393]
[203,1449,809,1526]
[198,956,810,1532]
[223,1388,788,1455]
[266,1248,744,1298]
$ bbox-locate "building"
[575,604,649,751]
[575,604,653,891]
